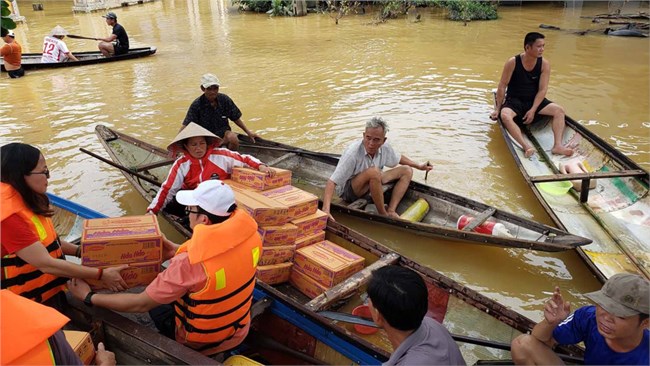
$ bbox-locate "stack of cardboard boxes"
[81,215,163,289]
[227,167,364,297]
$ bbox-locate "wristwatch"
[84,291,96,307]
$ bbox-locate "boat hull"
[1,47,156,71]
[496,113,649,281]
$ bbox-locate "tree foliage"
[434,0,498,21]
[1,0,17,37]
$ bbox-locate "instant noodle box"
[63,330,95,365]
[261,185,318,220]
[233,190,290,226]
[257,223,299,246]
[86,261,161,290]
[291,210,328,237]
[259,244,296,265]
[231,166,292,191]
[289,267,329,299]
[293,240,365,287]
[257,262,293,285]
[81,215,162,266]
[295,230,326,249]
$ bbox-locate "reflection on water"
[2,0,647,319]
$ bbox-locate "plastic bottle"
[491,223,514,238]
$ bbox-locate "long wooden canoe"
[1,47,156,71]
[496,111,649,282]
[93,124,590,252]
[50,190,584,364]
[88,127,587,364]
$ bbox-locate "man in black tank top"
[490,32,573,157]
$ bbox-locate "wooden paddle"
[80,148,162,187]
[68,34,98,41]
[317,311,584,363]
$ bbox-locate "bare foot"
[386,210,401,219]
[524,147,536,158]
[551,145,574,156]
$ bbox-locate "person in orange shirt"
[1,30,24,78]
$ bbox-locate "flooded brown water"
[2,1,648,320]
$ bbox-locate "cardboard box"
[234,190,290,226]
[291,210,328,237]
[258,223,299,246]
[86,261,161,290]
[257,262,292,285]
[81,215,162,266]
[260,245,296,266]
[64,330,95,365]
[223,179,256,193]
[232,167,292,191]
[293,240,365,287]
[295,230,326,249]
[261,185,318,220]
[289,268,329,299]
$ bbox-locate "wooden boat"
[49,193,585,365]
[1,47,156,71]
[495,111,649,282]
[92,124,591,252]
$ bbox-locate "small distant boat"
[1,46,156,71]
[93,124,591,252]
[495,101,650,282]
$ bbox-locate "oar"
[80,148,162,187]
[68,34,98,41]
[239,143,340,159]
[317,311,583,363]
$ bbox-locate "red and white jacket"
[147,148,262,214]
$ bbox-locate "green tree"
[1,0,17,37]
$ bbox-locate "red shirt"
[1,213,39,257]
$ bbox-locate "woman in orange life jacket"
[1,143,128,311]
[146,122,274,217]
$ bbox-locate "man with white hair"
[69,180,262,357]
[41,25,78,63]
[322,117,432,219]
[182,73,259,150]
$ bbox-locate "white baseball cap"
[201,73,220,88]
[176,180,235,217]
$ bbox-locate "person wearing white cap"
[97,12,129,57]
[182,73,259,150]
[1,29,24,78]
[511,273,649,365]
[41,25,78,63]
[69,180,262,357]
[146,122,274,216]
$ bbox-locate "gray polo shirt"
[383,317,466,366]
[329,139,400,197]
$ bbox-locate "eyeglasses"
[184,207,202,216]
[28,168,50,179]
[205,85,219,91]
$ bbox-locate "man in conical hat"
[146,122,274,216]
[41,25,78,63]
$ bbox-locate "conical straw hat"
[167,122,222,151]
[50,25,68,36]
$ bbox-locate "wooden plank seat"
[346,183,395,211]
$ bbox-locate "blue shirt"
[553,306,649,365]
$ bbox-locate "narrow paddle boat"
[90,124,591,252]
[495,106,649,282]
[1,47,156,71]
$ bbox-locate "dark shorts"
[341,178,360,203]
[114,44,128,56]
[8,67,24,78]
[502,97,552,126]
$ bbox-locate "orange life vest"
[0,289,69,365]
[1,183,67,303]
[173,209,261,353]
